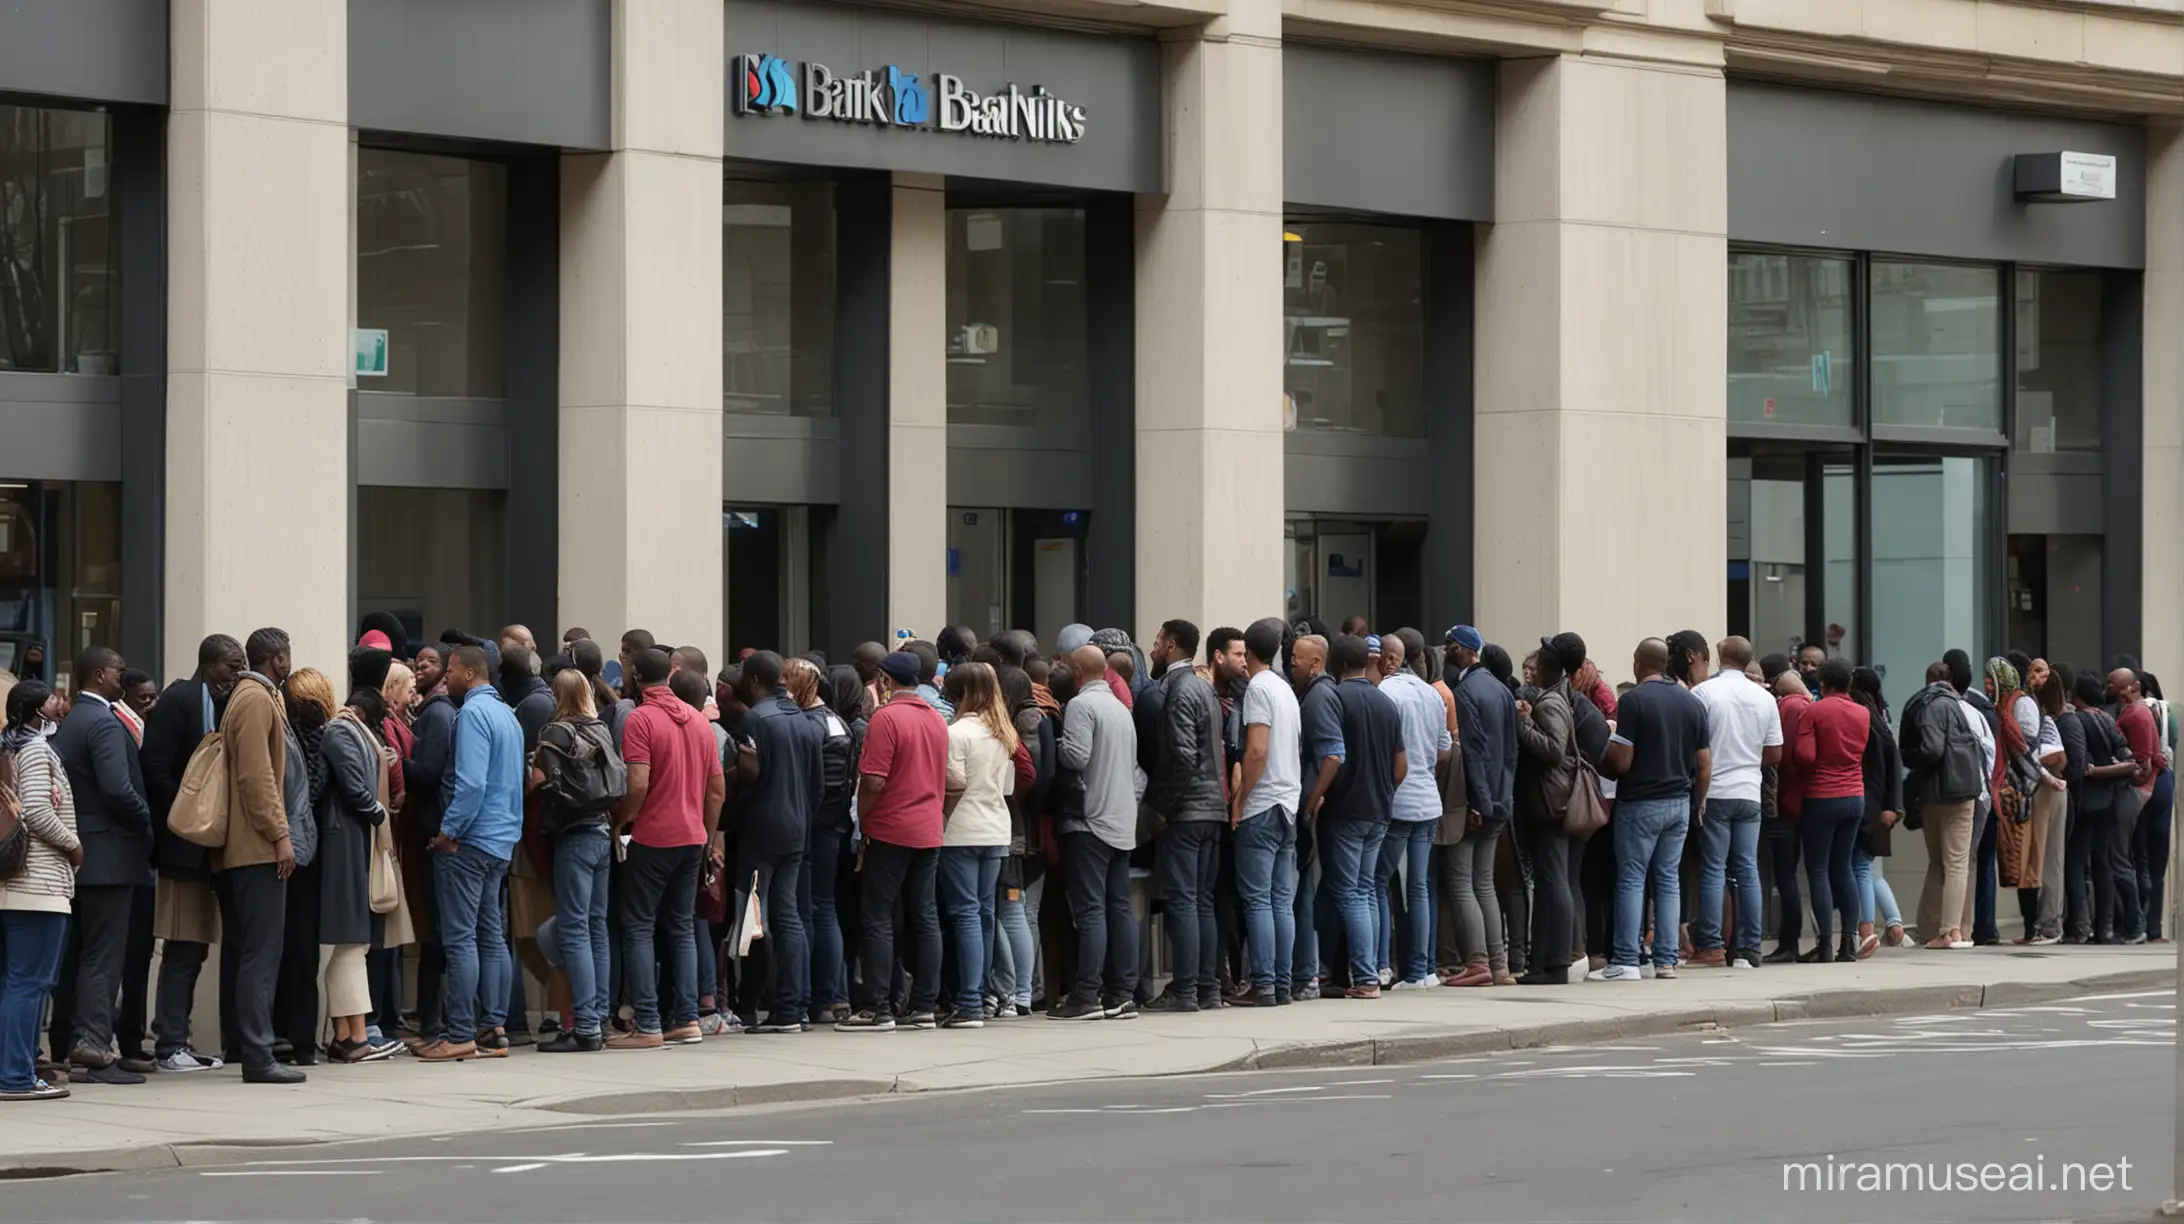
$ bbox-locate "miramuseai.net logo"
[732,53,1086,145]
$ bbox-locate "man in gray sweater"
[1051,645,1141,1021]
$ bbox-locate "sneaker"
[825,1003,854,1024]
[73,1062,146,1085]
[1377,967,1395,988]
[2125,933,2150,945]
[1293,981,1321,1002]
[116,1052,159,1075]
[505,1028,536,1048]
[1197,991,1227,1011]
[604,1030,665,1050]
[754,1018,807,1034]
[537,1016,561,1037]
[538,1031,605,1053]
[2026,933,2061,946]
[1142,990,1200,1014]
[1731,948,1763,969]
[1586,964,1643,982]
[663,1023,705,1045]
[835,1010,897,1032]
[360,1039,404,1062]
[240,1062,306,1084]
[1273,986,1292,1006]
[942,1013,985,1029]
[1390,976,1441,991]
[156,1048,222,1073]
[1514,969,1569,986]
[987,1003,1021,1020]
[899,1011,938,1030]
[415,1039,478,1062]
[1343,984,1382,1000]
[698,1013,731,1037]
[0,1079,68,1101]
[1105,1000,1141,1020]
[1686,948,1727,968]
[1046,999,1105,1021]
[476,1030,511,1054]
[1654,965,1678,980]
[1947,939,1975,950]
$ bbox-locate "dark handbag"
[698,860,729,926]
[1558,696,1609,839]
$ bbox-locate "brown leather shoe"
[415,1039,477,1063]
[1444,962,1493,987]
[1342,984,1381,1000]
[1686,948,1728,968]
[606,1029,665,1051]
[663,1022,704,1045]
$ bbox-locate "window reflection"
[1283,223,1423,438]
[356,486,507,642]
[0,106,114,374]
[0,479,122,684]
[1872,262,2001,432]
[1725,447,1855,663]
[1870,455,1990,713]
[1727,252,1852,427]
[946,208,1086,428]
[2014,270,2103,453]
[357,150,506,399]
[724,179,835,417]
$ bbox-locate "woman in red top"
[1795,658,1869,963]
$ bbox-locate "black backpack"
[535,718,627,831]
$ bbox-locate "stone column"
[2142,121,2184,688]
[558,0,724,662]
[889,175,948,639]
[165,0,351,674]
[1474,49,1728,659]
[1134,7,1286,641]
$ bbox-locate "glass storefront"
[2014,269,2102,454]
[356,150,507,398]
[356,486,507,646]
[1728,251,1852,427]
[1282,222,1423,438]
[945,208,1087,428]
[724,505,831,659]
[723,179,835,417]
[0,479,121,686]
[1871,261,2001,432]
[1726,445,1856,665]
[1870,455,1991,711]
[0,105,114,375]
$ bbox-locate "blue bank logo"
[888,66,928,126]
[737,53,797,114]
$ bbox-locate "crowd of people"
[0,613,2170,1100]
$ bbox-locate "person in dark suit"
[140,634,245,1072]
[49,645,155,1084]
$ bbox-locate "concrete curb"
[6,968,2169,1177]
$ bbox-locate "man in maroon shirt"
[2110,668,2172,943]
[1764,672,1810,963]
[837,652,950,1032]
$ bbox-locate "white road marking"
[1329,1078,1396,1086]
[507,1121,678,1134]
[492,1163,548,1174]
[1760,1061,1818,1067]
[2066,989,2173,1003]
[1204,1085,1329,1099]
[683,1140,836,1147]
[1418,1073,1476,1080]
[201,1171,381,1178]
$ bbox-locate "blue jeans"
[1801,794,1863,952]
[1320,817,1388,988]
[741,848,810,1025]
[990,873,1036,1008]
[618,842,702,1033]
[554,828,614,1035]
[1158,822,1222,999]
[434,841,512,1041]
[938,845,1005,1014]
[0,911,68,1091]
[1693,798,1761,953]
[1378,819,1436,982]
[1292,815,1321,986]
[1235,806,1297,992]
[1855,847,1902,928]
[804,821,848,1010]
[2136,770,2175,939]
[1612,797,1688,969]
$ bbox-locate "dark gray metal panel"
[0,0,165,107]
[113,108,163,675]
[1282,449,1432,518]
[0,375,122,481]
[1283,45,1493,223]
[503,156,559,639]
[2100,271,2142,665]
[355,397,511,489]
[725,0,1160,195]
[725,414,843,505]
[1083,193,1133,632]
[830,178,892,658]
[1728,82,2146,268]
[2006,466,2102,536]
[946,425,1092,508]
[1423,223,1473,634]
[350,0,610,150]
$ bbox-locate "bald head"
[1633,637,1670,681]
[1379,634,1406,674]
[1718,636,1754,671]
[1069,645,1109,683]
[1291,635,1327,682]
[2109,667,2142,703]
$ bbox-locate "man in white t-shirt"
[1689,636,1782,969]
[1232,618,1303,1007]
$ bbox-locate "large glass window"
[724,180,834,417]
[0,106,114,374]
[1870,455,1992,712]
[1726,446,1857,662]
[1283,223,1423,438]
[356,486,507,644]
[357,150,506,399]
[0,479,122,685]
[1871,262,2001,432]
[2014,270,2103,453]
[1728,252,1852,427]
[946,208,1086,428]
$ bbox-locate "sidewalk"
[3,945,2171,1174]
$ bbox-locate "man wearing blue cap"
[1445,625,1517,986]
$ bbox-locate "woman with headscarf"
[1985,657,2048,909]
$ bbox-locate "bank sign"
[734,53,1088,145]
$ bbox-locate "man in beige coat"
[212,628,302,1084]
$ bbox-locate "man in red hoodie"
[1764,670,1810,964]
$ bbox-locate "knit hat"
[349,645,393,693]
[879,651,922,687]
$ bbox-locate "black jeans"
[2109,793,2143,941]
[213,864,287,1070]
[617,843,703,1032]
[118,884,155,1056]
[153,938,210,1058]
[737,847,810,1026]
[1158,822,1222,1000]
[1582,820,1617,960]
[51,884,133,1058]
[1763,815,1802,948]
[855,839,939,1015]
[274,861,322,1052]
[1516,818,1576,974]
[1064,832,1137,1006]
[2065,795,2096,941]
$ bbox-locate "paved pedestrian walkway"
[4,946,2171,1173]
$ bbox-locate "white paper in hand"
[737,870,766,957]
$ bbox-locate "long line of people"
[0,617,2169,1101]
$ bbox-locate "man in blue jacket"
[416,644,524,1063]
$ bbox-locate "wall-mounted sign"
[733,52,1088,145]
[2014,151,2117,202]
[354,328,388,378]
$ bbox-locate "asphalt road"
[11,988,2175,1224]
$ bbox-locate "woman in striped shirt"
[0,679,81,1101]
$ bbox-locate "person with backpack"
[1902,661,1989,950]
[0,680,81,1101]
[531,669,623,1053]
